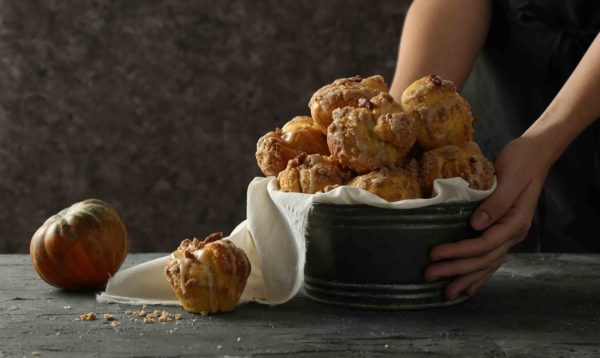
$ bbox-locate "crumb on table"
[79,313,97,321]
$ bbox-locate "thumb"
[471,174,525,230]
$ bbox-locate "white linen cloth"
[96,176,495,306]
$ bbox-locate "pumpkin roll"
[348,164,423,202]
[401,74,474,150]
[327,101,417,174]
[419,141,495,197]
[308,75,388,133]
[256,115,329,177]
[277,153,350,194]
[164,232,251,315]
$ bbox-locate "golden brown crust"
[327,103,416,174]
[419,142,495,197]
[255,116,329,177]
[348,165,422,202]
[277,153,350,194]
[280,115,316,132]
[164,232,251,315]
[368,92,403,118]
[373,112,418,156]
[308,75,388,133]
[401,75,474,150]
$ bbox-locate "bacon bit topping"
[184,250,195,260]
[358,97,374,110]
[429,74,442,86]
[204,232,223,244]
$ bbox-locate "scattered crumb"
[55,332,60,336]
[63,306,71,309]
[32,352,41,356]
[217,345,222,350]
[236,337,241,342]
[79,313,97,321]
[142,304,148,310]
[384,344,389,348]
[161,312,174,322]
[77,308,186,327]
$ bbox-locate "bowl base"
[304,276,468,310]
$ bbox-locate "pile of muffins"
[162,75,497,317]
[256,75,495,201]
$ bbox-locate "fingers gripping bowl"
[256,74,495,309]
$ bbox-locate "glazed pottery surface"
[303,201,481,309]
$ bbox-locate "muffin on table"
[164,232,251,315]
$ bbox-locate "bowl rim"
[310,200,482,211]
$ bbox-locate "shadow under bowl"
[303,201,481,310]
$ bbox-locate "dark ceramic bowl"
[303,201,481,310]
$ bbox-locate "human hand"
[424,136,552,299]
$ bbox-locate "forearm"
[523,33,600,168]
[390,0,492,99]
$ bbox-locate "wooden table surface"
[1,253,599,357]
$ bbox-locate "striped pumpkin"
[30,199,128,290]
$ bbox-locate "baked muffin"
[309,75,388,133]
[327,104,416,174]
[419,142,495,196]
[277,153,350,194]
[401,74,474,150]
[164,232,251,315]
[348,165,422,202]
[256,116,329,177]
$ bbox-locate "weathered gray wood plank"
[1,254,599,357]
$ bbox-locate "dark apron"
[462,0,600,252]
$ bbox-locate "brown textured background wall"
[0,0,410,252]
